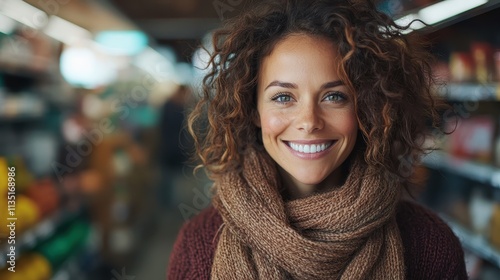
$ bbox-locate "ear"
[252,110,261,128]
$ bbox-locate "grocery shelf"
[421,151,500,188]
[0,94,47,121]
[441,215,500,268]
[0,210,80,269]
[437,83,500,101]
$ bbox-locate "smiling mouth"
[284,141,336,154]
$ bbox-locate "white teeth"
[288,142,332,154]
[304,145,310,153]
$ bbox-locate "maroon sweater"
[168,200,468,279]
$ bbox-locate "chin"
[292,173,329,186]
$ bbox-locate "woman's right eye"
[271,93,292,103]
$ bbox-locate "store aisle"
[130,208,184,280]
[130,169,212,280]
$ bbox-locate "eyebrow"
[264,80,344,91]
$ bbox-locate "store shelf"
[441,215,500,268]
[421,151,500,188]
[0,94,47,121]
[0,210,80,269]
[437,83,500,101]
[0,56,56,78]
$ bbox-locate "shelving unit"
[401,1,500,277]
[0,94,47,120]
[0,209,81,269]
[442,215,500,268]
[437,83,500,101]
[422,150,500,188]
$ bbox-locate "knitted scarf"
[211,147,405,279]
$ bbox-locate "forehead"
[272,34,337,54]
[258,34,341,83]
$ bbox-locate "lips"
[285,140,335,154]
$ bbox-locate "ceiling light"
[95,30,148,56]
[418,0,488,25]
[394,13,426,32]
[0,13,17,34]
[0,0,47,29]
[43,15,92,45]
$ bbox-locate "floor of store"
[130,208,184,280]
[130,170,210,280]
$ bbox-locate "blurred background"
[0,0,499,279]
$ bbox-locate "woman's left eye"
[323,92,346,102]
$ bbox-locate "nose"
[295,102,324,133]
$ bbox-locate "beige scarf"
[211,147,405,279]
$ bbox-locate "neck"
[279,163,348,200]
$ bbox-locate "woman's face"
[255,34,358,193]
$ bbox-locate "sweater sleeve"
[397,200,468,280]
[167,206,222,280]
[167,221,193,280]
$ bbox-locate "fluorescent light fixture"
[43,16,92,45]
[60,46,118,89]
[0,13,17,34]
[394,13,426,33]
[95,30,148,56]
[0,0,47,29]
[418,0,488,25]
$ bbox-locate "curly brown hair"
[188,0,442,181]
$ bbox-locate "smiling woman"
[255,34,358,198]
[168,0,468,279]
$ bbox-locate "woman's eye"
[272,94,292,103]
[324,92,346,102]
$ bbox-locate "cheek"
[260,112,289,137]
[335,111,359,137]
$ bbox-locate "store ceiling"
[109,0,264,62]
[22,0,389,62]
[110,0,262,38]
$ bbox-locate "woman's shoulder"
[396,200,468,280]
[167,206,223,280]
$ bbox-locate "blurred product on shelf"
[0,217,91,279]
[450,52,475,83]
[471,42,495,84]
[442,39,500,85]
[25,179,61,218]
[445,115,496,164]
[491,201,500,250]
[495,50,500,82]
[0,253,52,280]
[14,195,41,234]
[22,130,59,177]
[469,188,494,236]
[7,157,34,193]
[0,157,7,192]
[496,118,500,167]
[37,219,91,272]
